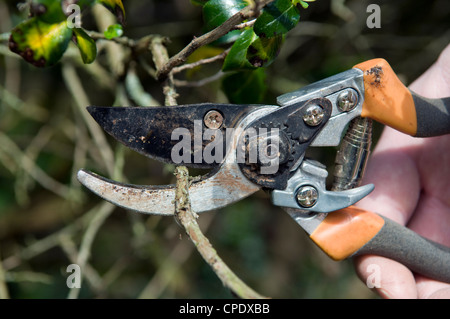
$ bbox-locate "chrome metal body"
[277,68,365,147]
[271,160,374,213]
[78,106,277,215]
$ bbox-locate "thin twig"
[138,232,195,299]
[174,70,225,88]
[125,64,161,106]
[0,84,49,122]
[234,19,257,30]
[67,201,115,299]
[61,64,115,176]
[0,131,71,199]
[149,36,178,106]
[2,201,110,271]
[88,31,136,48]
[172,48,230,74]
[156,0,274,81]
[59,233,104,295]
[174,167,267,299]
[0,251,10,299]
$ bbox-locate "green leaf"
[246,34,284,68]
[98,0,126,26]
[73,28,97,64]
[104,23,123,39]
[30,0,96,24]
[222,69,267,104]
[254,0,300,38]
[292,0,316,9]
[223,29,284,71]
[29,0,66,24]
[203,0,247,30]
[9,18,73,67]
[222,28,258,71]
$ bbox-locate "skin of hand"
[354,44,450,299]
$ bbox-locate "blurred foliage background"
[0,0,449,299]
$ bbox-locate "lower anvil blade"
[77,166,260,215]
[87,104,260,169]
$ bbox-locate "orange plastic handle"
[310,206,385,261]
[353,59,418,136]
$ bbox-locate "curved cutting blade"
[77,163,259,215]
[87,103,261,169]
[78,106,277,215]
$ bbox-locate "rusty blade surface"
[87,104,262,169]
[78,106,278,215]
[77,163,259,215]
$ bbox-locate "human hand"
[354,44,450,299]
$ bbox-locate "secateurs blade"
[78,58,450,284]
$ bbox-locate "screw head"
[337,89,358,112]
[303,105,324,126]
[296,185,318,208]
[204,110,224,129]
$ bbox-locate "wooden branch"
[172,48,230,74]
[0,251,10,299]
[61,64,116,176]
[156,0,275,81]
[174,167,267,299]
[173,70,224,88]
[147,35,267,298]
[149,36,178,106]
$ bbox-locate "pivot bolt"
[204,110,224,129]
[303,105,324,126]
[337,89,358,112]
[296,185,318,208]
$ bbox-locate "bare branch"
[0,252,10,299]
[174,166,268,299]
[172,48,230,74]
[67,202,115,299]
[149,36,178,106]
[61,64,115,176]
[234,19,257,30]
[174,70,225,88]
[156,0,275,81]
[0,131,71,199]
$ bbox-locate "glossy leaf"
[246,34,284,68]
[30,0,96,24]
[104,24,123,39]
[73,28,97,64]
[222,28,258,71]
[98,0,126,25]
[223,28,284,71]
[9,18,73,67]
[222,69,267,104]
[29,0,66,24]
[254,0,300,38]
[202,0,247,30]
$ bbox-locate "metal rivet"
[296,185,318,208]
[337,89,358,112]
[303,105,324,126]
[204,110,224,129]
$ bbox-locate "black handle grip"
[412,92,450,137]
[355,216,450,283]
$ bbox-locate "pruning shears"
[77,58,450,283]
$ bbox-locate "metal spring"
[332,117,373,192]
